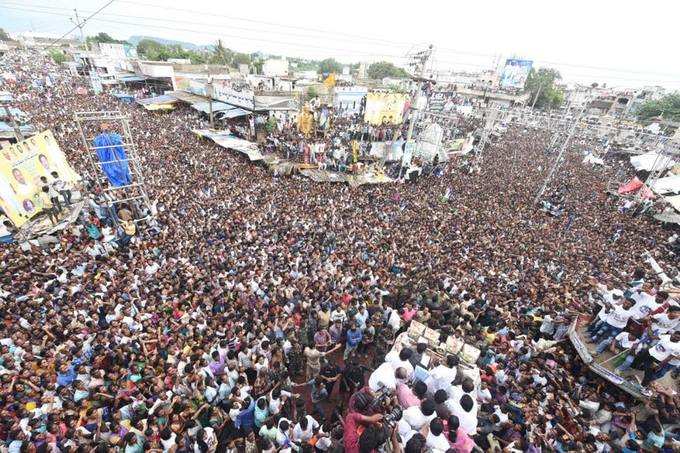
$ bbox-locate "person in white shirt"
[402,398,437,430]
[368,362,407,392]
[425,356,458,395]
[384,348,415,377]
[630,291,661,319]
[651,306,680,335]
[425,418,451,451]
[635,331,680,385]
[292,414,319,442]
[449,394,478,436]
[591,298,635,344]
[587,287,623,335]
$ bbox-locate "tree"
[318,58,342,75]
[211,39,233,66]
[48,49,66,64]
[525,68,564,110]
[86,32,127,46]
[0,28,10,41]
[136,39,165,60]
[367,61,408,79]
[636,94,680,124]
[232,52,251,67]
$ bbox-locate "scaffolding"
[73,111,153,225]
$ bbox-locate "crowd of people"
[0,49,679,452]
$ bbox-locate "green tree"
[211,39,233,66]
[367,61,408,79]
[0,28,10,41]
[136,39,164,60]
[86,32,127,46]
[307,86,319,99]
[318,58,342,75]
[636,94,680,124]
[48,49,67,64]
[232,52,251,66]
[525,68,564,110]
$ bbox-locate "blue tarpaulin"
[93,132,132,187]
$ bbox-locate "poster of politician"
[0,130,80,226]
[499,59,533,89]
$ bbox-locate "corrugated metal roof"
[165,90,207,104]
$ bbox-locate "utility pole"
[531,82,543,110]
[207,75,214,129]
[406,44,433,143]
[72,9,88,51]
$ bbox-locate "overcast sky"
[2,0,679,89]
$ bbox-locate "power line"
[11,0,679,81]
[4,2,680,86]
[44,0,116,48]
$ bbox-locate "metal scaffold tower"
[532,108,585,205]
[74,111,154,224]
[473,104,500,165]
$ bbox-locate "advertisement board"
[0,131,80,226]
[363,92,409,125]
[499,59,533,89]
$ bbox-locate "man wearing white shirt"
[402,398,437,430]
[635,331,680,385]
[292,414,319,442]
[591,298,635,343]
[384,348,415,377]
[425,418,451,451]
[368,362,407,393]
[425,355,458,395]
[651,306,680,335]
[449,394,478,436]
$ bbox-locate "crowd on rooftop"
[0,49,678,452]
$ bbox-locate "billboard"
[364,92,409,125]
[0,131,80,226]
[499,59,533,89]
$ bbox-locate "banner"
[0,130,80,226]
[363,92,409,125]
[499,59,533,89]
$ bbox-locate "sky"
[2,0,679,89]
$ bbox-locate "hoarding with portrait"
[363,92,409,125]
[0,130,80,226]
[499,59,533,89]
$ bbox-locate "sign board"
[499,59,533,89]
[364,92,409,125]
[0,130,80,226]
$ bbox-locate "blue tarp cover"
[93,132,133,187]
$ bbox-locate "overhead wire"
[3,1,679,85]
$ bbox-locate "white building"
[262,58,288,77]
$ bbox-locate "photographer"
[343,391,385,453]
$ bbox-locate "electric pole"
[71,9,88,51]
[531,82,543,110]
[207,75,214,129]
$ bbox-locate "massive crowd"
[0,49,679,452]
